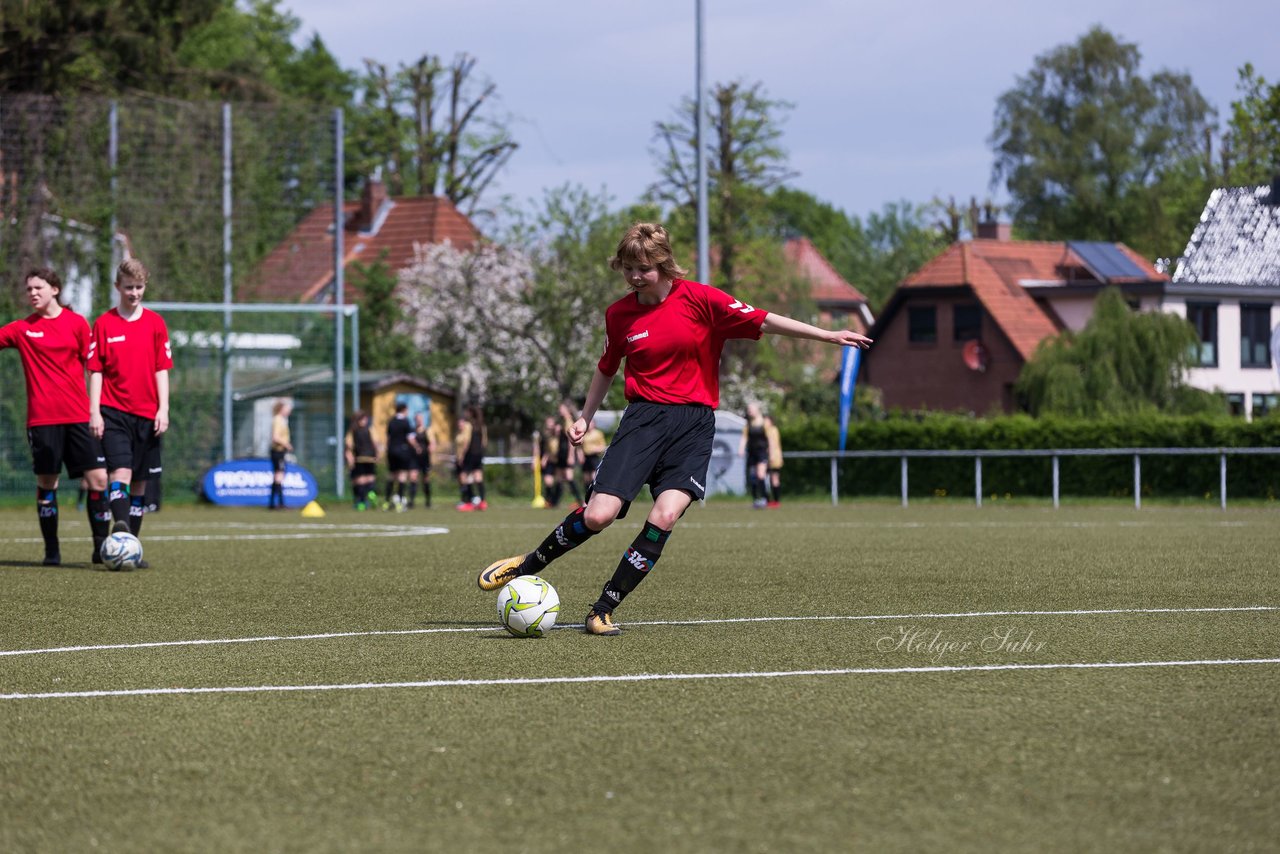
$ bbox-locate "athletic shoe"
[477,500,489,511]
[477,555,526,591]
[585,608,621,636]
[42,551,61,567]
[766,500,780,509]
[134,559,150,569]
[111,520,130,535]
[456,502,475,512]
[92,550,103,566]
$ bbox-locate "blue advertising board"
[201,458,319,507]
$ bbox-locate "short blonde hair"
[115,258,149,286]
[608,223,688,281]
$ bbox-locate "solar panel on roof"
[1067,241,1148,282]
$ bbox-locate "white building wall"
[1158,298,1280,418]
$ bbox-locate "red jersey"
[87,307,173,419]
[597,279,766,407]
[0,308,93,426]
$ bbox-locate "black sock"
[109,480,130,525]
[423,482,432,507]
[37,488,59,556]
[476,482,486,502]
[385,480,394,501]
[595,521,671,613]
[770,481,781,503]
[460,484,473,504]
[408,482,418,507]
[129,495,145,535]
[88,490,110,557]
[521,506,600,574]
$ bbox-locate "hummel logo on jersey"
[25,330,43,338]
[624,547,652,572]
[626,330,649,343]
[727,299,756,314]
[107,335,126,343]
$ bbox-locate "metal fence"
[789,447,1280,508]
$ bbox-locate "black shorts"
[460,451,484,473]
[592,401,714,508]
[271,449,287,473]
[351,461,376,478]
[101,406,162,479]
[27,423,107,478]
[388,447,415,473]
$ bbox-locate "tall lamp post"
[695,0,710,284]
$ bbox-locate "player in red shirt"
[0,269,111,566]
[478,223,872,634]
[88,259,172,567]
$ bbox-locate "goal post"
[147,301,360,499]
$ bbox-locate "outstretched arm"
[760,313,872,349]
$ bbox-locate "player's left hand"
[835,330,873,349]
[155,410,170,435]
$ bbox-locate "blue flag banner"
[838,346,861,452]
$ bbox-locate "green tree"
[1017,289,1223,417]
[350,252,419,373]
[1223,63,1280,184]
[650,80,795,288]
[990,26,1214,254]
[0,0,222,95]
[176,1,352,103]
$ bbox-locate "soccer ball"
[100,531,144,571]
[496,576,560,638]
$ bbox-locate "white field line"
[2,605,1275,658]
[4,657,1280,701]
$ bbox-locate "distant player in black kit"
[384,402,420,511]
[413,411,434,508]
[479,223,871,634]
[455,405,487,511]
[345,410,378,510]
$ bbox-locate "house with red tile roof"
[862,224,1169,413]
[241,178,481,303]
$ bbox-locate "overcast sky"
[285,0,1278,222]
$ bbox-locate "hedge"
[777,413,1280,501]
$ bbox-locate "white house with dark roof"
[1168,180,1280,418]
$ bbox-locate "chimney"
[976,219,1011,241]
[358,176,388,230]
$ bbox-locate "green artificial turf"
[1,501,1277,852]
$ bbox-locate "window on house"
[1226,393,1245,417]
[1186,302,1218,367]
[1253,394,1279,418]
[908,306,936,344]
[1240,304,1272,368]
[953,303,982,342]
